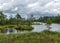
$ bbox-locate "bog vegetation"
[0,30,60,43]
[0,11,60,43]
[0,11,34,31]
[0,11,60,31]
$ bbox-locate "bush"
[0,26,7,30]
[0,26,4,30]
[15,25,33,31]
[0,25,34,31]
[7,25,16,28]
[0,25,16,30]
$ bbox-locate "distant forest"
[38,14,60,23]
[0,11,60,25]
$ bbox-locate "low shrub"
[0,25,16,30]
[7,25,16,28]
[0,26,5,30]
[15,25,33,31]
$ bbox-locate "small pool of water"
[0,23,60,34]
[32,23,60,32]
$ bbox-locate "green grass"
[0,25,33,31]
[0,25,16,30]
[0,31,60,43]
[15,25,33,31]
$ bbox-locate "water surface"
[32,23,60,32]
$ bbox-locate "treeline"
[38,15,60,23]
[0,11,34,26]
[0,11,60,26]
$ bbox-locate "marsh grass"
[0,25,33,31]
[0,31,60,43]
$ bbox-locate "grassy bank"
[0,31,60,43]
[0,25,33,31]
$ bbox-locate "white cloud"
[0,0,60,17]
[28,2,39,8]
[43,0,60,14]
[12,0,14,2]
[11,7,18,12]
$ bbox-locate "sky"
[0,0,60,18]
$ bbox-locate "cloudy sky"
[0,0,60,18]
